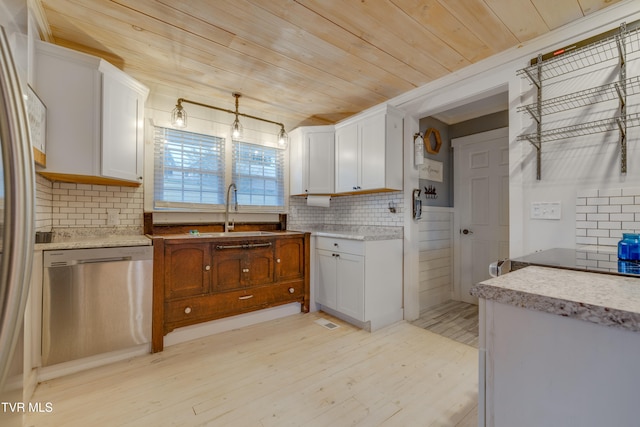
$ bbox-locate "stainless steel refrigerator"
[0,24,36,426]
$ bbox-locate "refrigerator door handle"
[0,25,36,390]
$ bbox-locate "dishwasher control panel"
[44,245,153,267]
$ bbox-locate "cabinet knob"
[242,268,250,273]
[184,306,192,314]
[353,186,357,190]
[333,243,338,247]
[277,258,281,263]
[288,287,295,294]
[205,265,211,271]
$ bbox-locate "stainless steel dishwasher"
[42,246,153,366]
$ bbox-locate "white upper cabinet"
[35,41,148,186]
[334,104,403,194]
[289,125,335,195]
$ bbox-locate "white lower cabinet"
[315,237,402,331]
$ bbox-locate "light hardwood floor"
[412,301,479,348]
[26,312,478,426]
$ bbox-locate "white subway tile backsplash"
[587,213,609,221]
[610,213,635,222]
[35,178,144,232]
[598,188,622,197]
[586,229,609,237]
[288,192,403,228]
[610,196,635,205]
[597,221,621,230]
[577,189,598,198]
[576,187,640,248]
[586,197,609,205]
[576,236,598,245]
[598,205,621,213]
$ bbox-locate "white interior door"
[453,128,509,304]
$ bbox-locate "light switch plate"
[530,201,561,220]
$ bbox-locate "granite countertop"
[471,265,640,333]
[289,225,403,241]
[35,234,152,251]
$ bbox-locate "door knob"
[461,229,473,235]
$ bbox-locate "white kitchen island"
[471,266,640,427]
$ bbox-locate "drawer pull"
[184,306,192,314]
[216,242,272,250]
[288,287,295,294]
[239,295,254,300]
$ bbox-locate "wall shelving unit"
[517,20,640,180]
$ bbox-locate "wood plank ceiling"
[36,0,622,131]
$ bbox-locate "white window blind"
[232,141,284,208]
[153,126,225,209]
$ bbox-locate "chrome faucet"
[225,183,238,232]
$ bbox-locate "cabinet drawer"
[165,281,304,328]
[316,237,364,255]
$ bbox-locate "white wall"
[418,208,454,311]
[390,0,640,260]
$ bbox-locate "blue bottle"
[618,233,640,261]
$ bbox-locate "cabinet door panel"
[307,131,334,194]
[214,251,245,291]
[359,113,386,191]
[246,248,275,286]
[276,238,304,281]
[316,249,337,309]
[289,129,305,195]
[102,72,142,182]
[165,243,211,299]
[335,123,359,193]
[336,253,365,321]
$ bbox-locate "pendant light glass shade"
[171,103,187,128]
[277,126,288,150]
[230,116,243,139]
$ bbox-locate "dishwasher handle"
[78,256,133,265]
[47,256,134,267]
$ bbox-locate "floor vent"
[315,318,340,330]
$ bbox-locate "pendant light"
[277,126,288,150]
[230,92,243,140]
[171,93,289,150]
[171,101,187,129]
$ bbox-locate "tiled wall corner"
[288,191,404,228]
[576,187,640,247]
[36,174,53,232]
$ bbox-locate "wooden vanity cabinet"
[152,233,310,352]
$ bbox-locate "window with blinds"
[232,141,284,208]
[153,127,225,209]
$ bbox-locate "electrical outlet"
[107,209,120,226]
[530,202,561,220]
